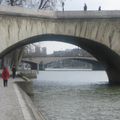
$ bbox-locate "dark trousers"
[3,80,8,87]
[12,72,16,79]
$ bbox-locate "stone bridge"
[0,6,120,83]
[22,56,104,70]
[22,56,96,64]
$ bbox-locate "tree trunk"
[10,0,14,6]
[11,47,25,69]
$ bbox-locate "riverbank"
[0,77,45,120]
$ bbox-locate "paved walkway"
[0,77,26,120]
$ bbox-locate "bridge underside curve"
[1,34,120,84]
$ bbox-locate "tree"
[1,0,65,10]
[35,0,57,10]
[1,0,25,6]
[9,0,14,6]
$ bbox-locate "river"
[29,69,120,120]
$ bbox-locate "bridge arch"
[1,34,120,84]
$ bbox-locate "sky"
[39,41,78,54]
[39,0,120,54]
[64,0,120,11]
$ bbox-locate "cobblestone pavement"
[0,77,25,120]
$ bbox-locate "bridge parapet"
[22,56,97,64]
[0,6,56,18]
[1,6,120,19]
[56,11,120,19]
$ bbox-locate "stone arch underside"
[1,34,120,84]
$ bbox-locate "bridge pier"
[39,62,45,70]
[30,63,37,70]
[106,68,120,84]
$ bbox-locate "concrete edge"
[18,74,31,82]
[14,83,45,120]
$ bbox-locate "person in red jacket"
[2,67,10,87]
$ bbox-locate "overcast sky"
[64,0,120,11]
[40,0,120,54]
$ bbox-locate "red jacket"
[2,68,10,80]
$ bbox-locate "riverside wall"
[15,82,45,120]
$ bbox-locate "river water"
[29,69,120,120]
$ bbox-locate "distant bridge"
[22,56,97,64]
[22,56,104,70]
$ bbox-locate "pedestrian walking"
[12,65,16,79]
[2,66,10,87]
[62,1,65,12]
[98,6,101,11]
[84,3,87,11]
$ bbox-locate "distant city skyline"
[38,41,78,54]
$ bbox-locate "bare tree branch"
[38,0,44,9]
[41,0,50,9]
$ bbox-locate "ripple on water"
[27,70,120,120]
